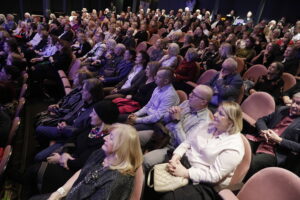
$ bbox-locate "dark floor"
[2,91,57,199]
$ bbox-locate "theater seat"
[219,167,300,200]
[240,92,275,126]
[242,64,267,83]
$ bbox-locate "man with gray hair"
[206,57,243,108]
[121,27,136,50]
[143,84,213,172]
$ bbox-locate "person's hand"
[48,191,63,200]
[249,89,257,95]
[47,153,61,164]
[218,69,226,79]
[98,76,105,81]
[57,121,67,130]
[259,129,270,142]
[110,88,118,94]
[59,153,75,170]
[48,104,59,112]
[127,114,137,125]
[167,159,189,178]
[92,60,101,65]
[283,96,292,106]
[125,95,132,99]
[169,154,180,164]
[169,106,181,121]
[49,56,54,63]
[266,130,283,144]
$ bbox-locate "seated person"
[127,67,180,140]
[251,42,282,67]
[179,33,194,57]
[35,79,103,148]
[157,101,244,200]
[236,37,256,63]
[30,40,73,87]
[30,123,143,200]
[282,45,299,75]
[112,61,160,114]
[97,43,126,77]
[121,27,136,50]
[26,101,119,196]
[250,62,284,104]
[206,58,243,108]
[99,49,135,87]
[79,32,106,66]
[35,69,93,127]
[72,33,92,58]
[159,43,179,69]
[173,48,203,94]
[282,82,300,106]
[245,92,300,180]
[104,51,149,99]
[143,85,213,172]
[58,24,74,43]
[148,39,165,62]
[30,35,58,63]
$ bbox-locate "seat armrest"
[219,189,239,200]
[242,112,256,127]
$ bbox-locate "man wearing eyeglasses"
[143,84,213,172]
[206,57,243,110]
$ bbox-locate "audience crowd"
[0,5,299,200]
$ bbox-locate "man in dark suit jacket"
[245,92,300,180]
[58,24,74,43]
[206,57,243,108]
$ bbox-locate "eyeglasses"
[190,92,205,100]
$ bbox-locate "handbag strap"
[147,167,154,188]
[37,161,48,192]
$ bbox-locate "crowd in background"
[0,5,299,200]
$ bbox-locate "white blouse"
[174,122,244,186]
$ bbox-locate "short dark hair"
[83,78,104,102]
[139,51,150,68]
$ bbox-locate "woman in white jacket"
[162,101,245,200]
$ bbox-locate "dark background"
[0,0,299,23]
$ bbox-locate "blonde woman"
[159,42,179,68]
[31,124,143,200]
[161,101,245,200]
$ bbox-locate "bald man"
[143,84,213,172]
[206,57,243,108]
[128,67,180,132]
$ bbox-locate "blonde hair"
[220,101,243,134]
[109,123,143,176]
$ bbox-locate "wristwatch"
[57,187,66,196]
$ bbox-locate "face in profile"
[102,130,115,155]
[212,106,232,133]
[89,109,102,126]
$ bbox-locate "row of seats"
[0,72,28,179]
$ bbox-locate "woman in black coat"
[25,101,119,196]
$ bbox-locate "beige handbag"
[147,163,189,192]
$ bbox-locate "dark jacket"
[116,69,146,95]
[103,60,134,86]
[206,72,243,105]
[66,149,134,200]
[256,106,300,166]
[59,30,74,43]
